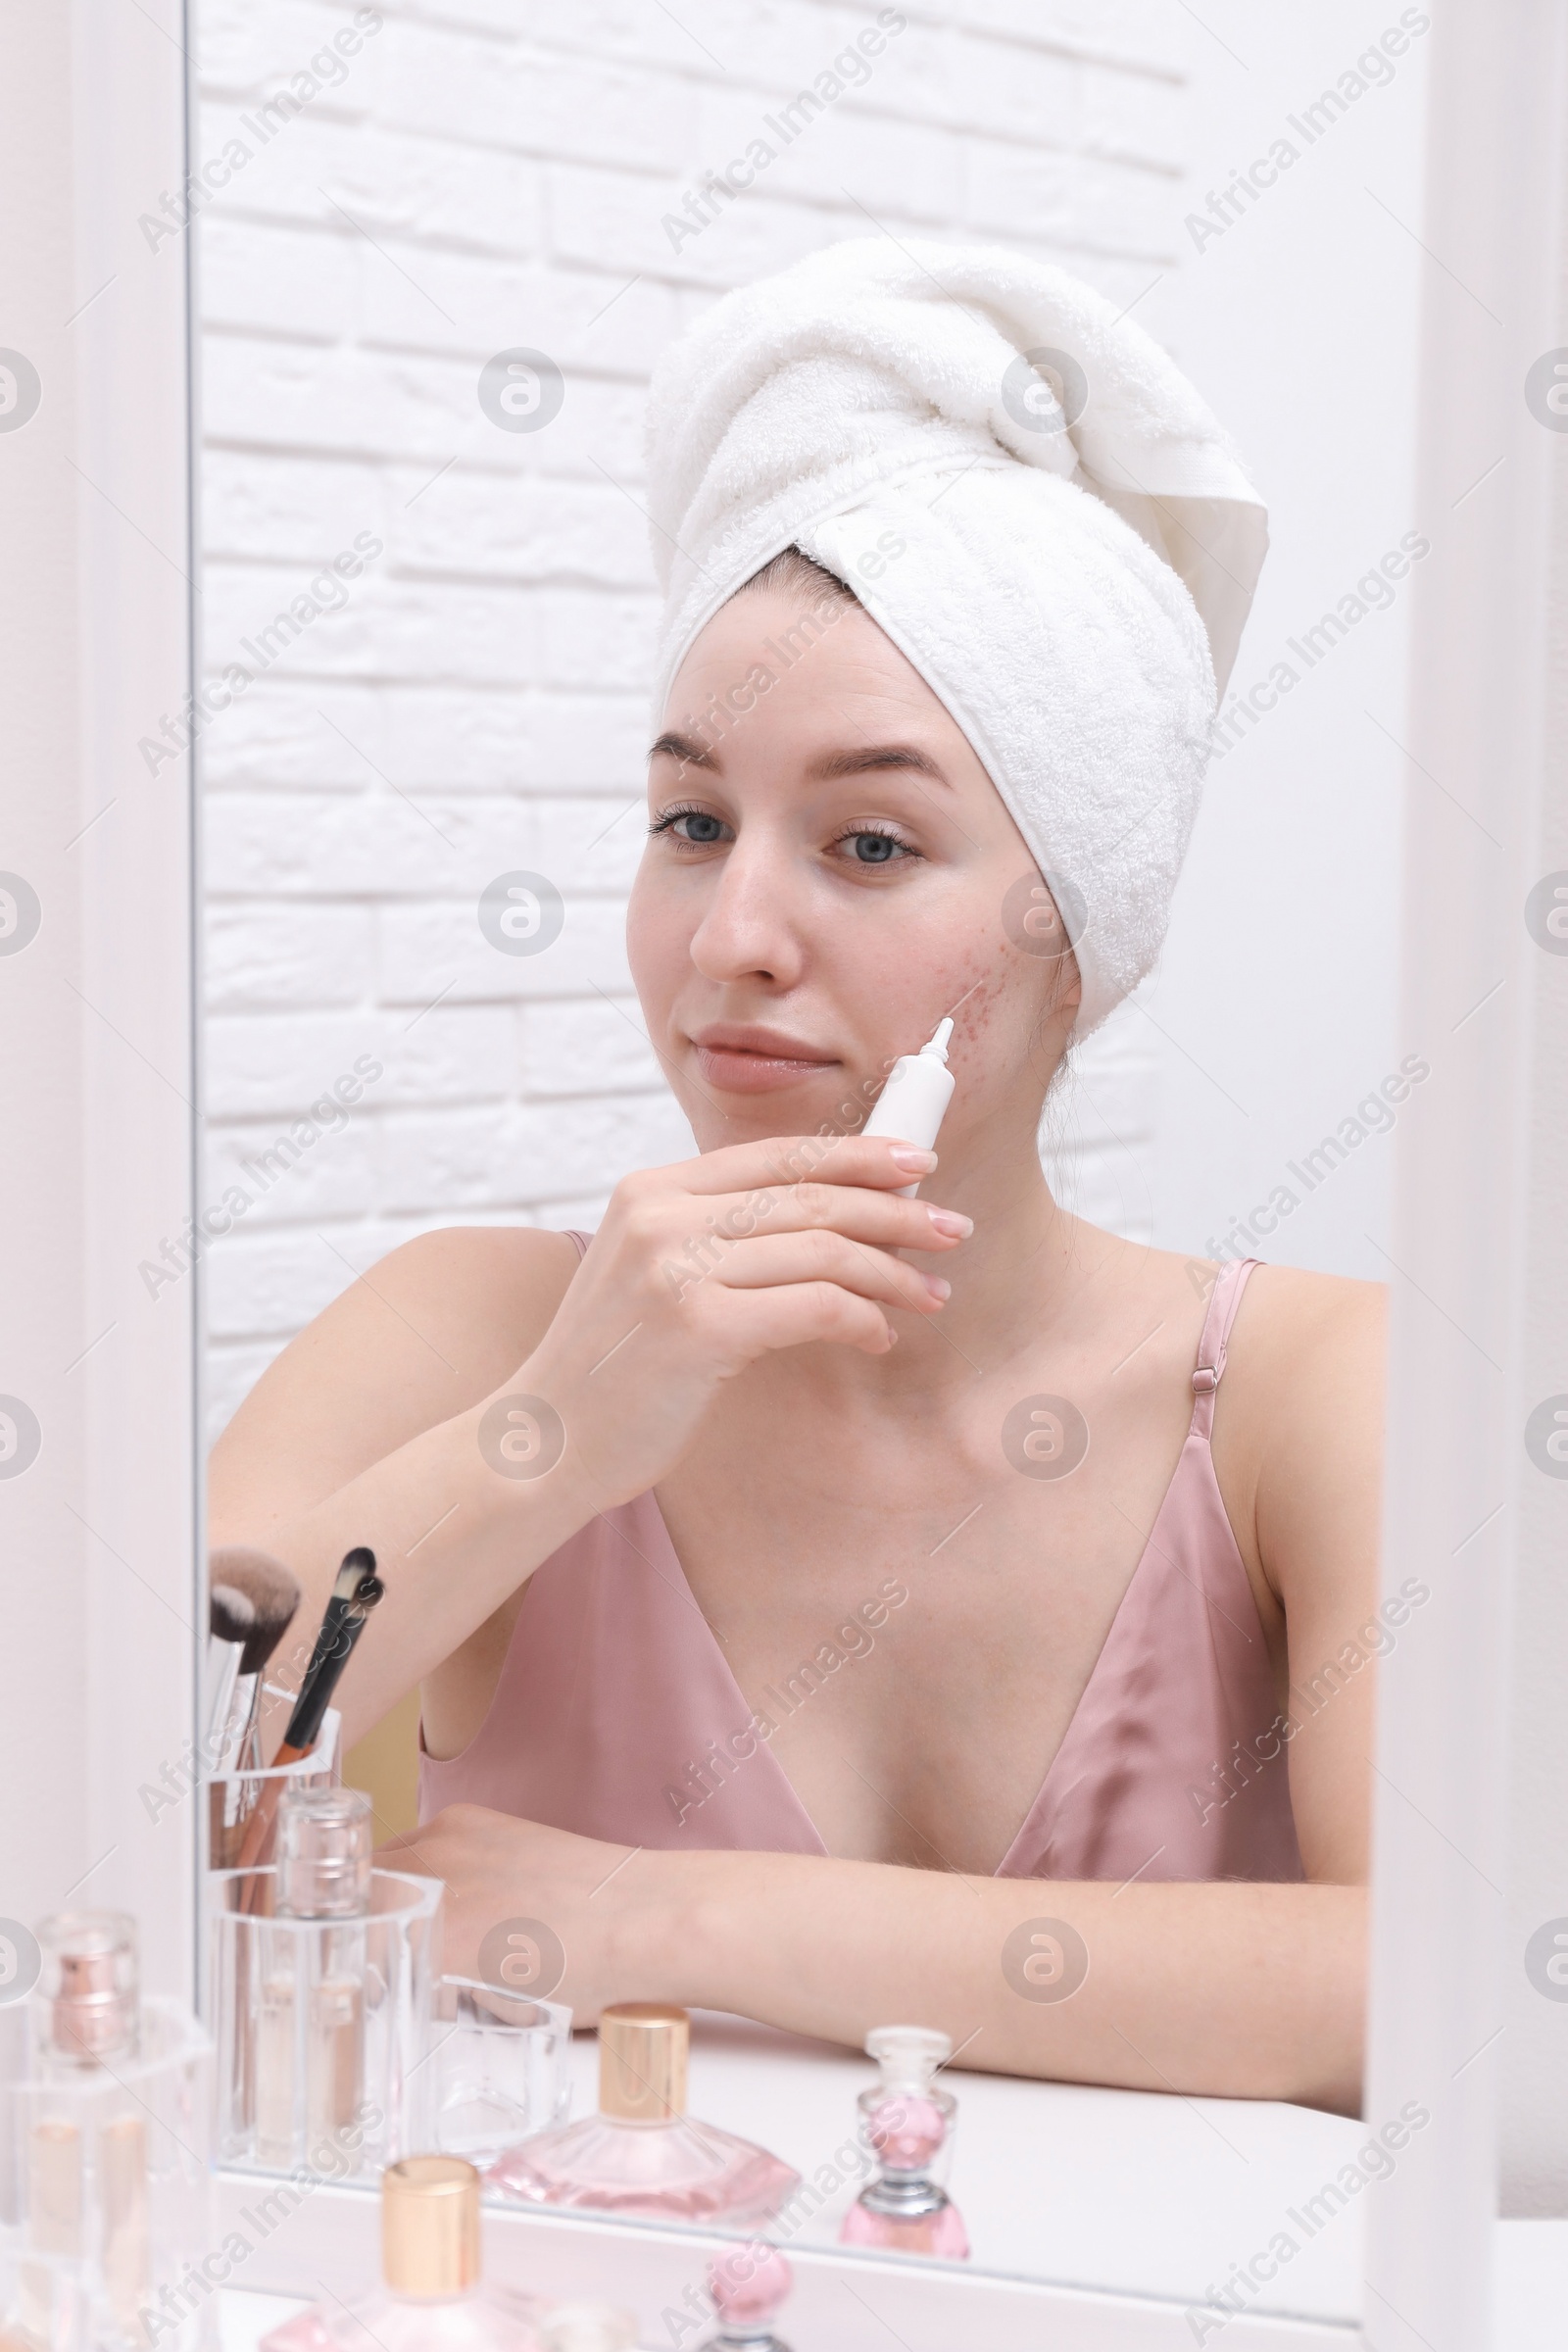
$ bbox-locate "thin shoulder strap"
[563,1228,593,1261]
[1189,1256,1261,1440]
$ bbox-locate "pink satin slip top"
[419,1249,1303,1883]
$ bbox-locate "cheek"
[938,947,1071,1119]
[624,860,690,1025]
[943,942,1056,1057]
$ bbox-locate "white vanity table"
[216,2218,1568,2352]
[210,2014,1366,2351]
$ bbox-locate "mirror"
[183,0,1436,2329]
[9,2,1567,2344]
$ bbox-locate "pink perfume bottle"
[707,2243,793,2350]
[488,2004,801,2225]
[261,2156,543,2352]
[839,2026,969,2261]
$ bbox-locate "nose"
[687,834,806,991]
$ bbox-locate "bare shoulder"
[1212,1257,1386,1466]
[210,1225,581,1538]
[1208,1260,1387,1595]
[1224,1259,1387,1398]
[1092,1229,1385,1388]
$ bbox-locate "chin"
[685,1077,865,1151]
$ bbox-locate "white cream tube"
[862,1019,956,1196]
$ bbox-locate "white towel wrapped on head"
[643,236,1268,1036]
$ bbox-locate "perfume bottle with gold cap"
[259,2156,543,2352]
[487,2004,801,2224]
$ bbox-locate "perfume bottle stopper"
[709,2243,791,2349]
[275,1786,374,1917]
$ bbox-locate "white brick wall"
[193,0,1189,1436]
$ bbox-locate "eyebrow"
[647,734,951,784]
[648,730,718,769]
[808,744,951,784]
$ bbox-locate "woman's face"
[626,581,1079,1161]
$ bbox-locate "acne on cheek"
[949,965,1010,1044]
[956,956,1070,1099]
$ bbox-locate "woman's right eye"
[652,808,731,846]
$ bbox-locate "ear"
[1054,947,1083,1022]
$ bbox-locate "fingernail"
[888,1146,938,1171]
[924,1276,952,1300]
[926,1208,973,1238]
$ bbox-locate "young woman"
[211,242,1383,2117]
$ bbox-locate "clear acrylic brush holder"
[430,1980,572,2168]
[2,2000,215,2352]
[206,1713,341,1872]
[208,1867,441,2182]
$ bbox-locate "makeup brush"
[288,1547,376,1709]
[209,1546,302,1775]
[205,1581,257,1763]
[233,1551,384,1887]
[274,1565,385,1767]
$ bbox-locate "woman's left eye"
[837,829,915,865]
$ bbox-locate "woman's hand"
[378,1805,667,2024]
[498,1133,972,1513]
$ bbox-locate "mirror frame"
[8,2,1566,2342]
[3,0,199,1998]
[1360,4,1568,2345]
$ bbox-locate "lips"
[689,1023,841,1095]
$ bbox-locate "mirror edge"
[1360,4,1568,2347]
[0,0,202,1993]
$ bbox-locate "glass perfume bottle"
[487,2004,801,2225]
[209,1829,440,2180]
[11,1914,215,2352]
[255,1788,371,2173]
[260,2156,542,2352]
[25,1915,149,2344]
[839,2026,969,2260]
[706,2243,794,2352]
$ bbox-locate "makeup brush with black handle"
[274,1558,384,1767]
[234,1550,384,1886]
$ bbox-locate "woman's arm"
[208,1227,595,1747]
[209,1136,965,1749]
[385,1809,1365,2114]
[381,1261,1387,2113]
